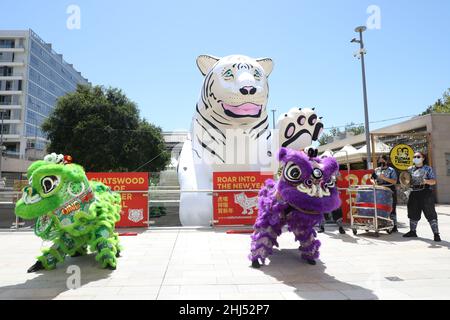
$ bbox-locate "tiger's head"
[197,54,273,125]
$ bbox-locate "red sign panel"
[212,171,272,226]
[86,172,149,228]
[337,170,373,223]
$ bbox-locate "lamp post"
[271,109,276,129]
[351,26,372,169]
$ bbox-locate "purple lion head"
[276,147,341,213]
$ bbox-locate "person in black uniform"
[403,152,441,242]
[371,155,398,232]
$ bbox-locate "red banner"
[86,172,149,228]
[337,170,373,223]
[212,172,272,226]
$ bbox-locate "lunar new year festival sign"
[86,172,149,227]
[213,172,271,226]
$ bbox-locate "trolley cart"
[348,185,394,237]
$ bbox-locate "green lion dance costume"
[15,153,122,272]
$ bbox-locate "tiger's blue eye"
[254,70,261,78]
[224,69,233,77]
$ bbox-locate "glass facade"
[23,31,89,152]
[0,30,88,158]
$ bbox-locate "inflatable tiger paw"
[276,107,324,151]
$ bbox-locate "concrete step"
[158,170,179,187]
[148,205,181,227]
[150,193,180,201]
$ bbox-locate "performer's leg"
[390,187,398,232]
[332,208,346,234]
[28,241,66,272]
[91,224,120,269]
[249,215,283,268]
[409,219,419,232]
[404,191,421,238]
[288,213,322,265]
[57,232,87,257]
[318,215,325,233]
[422,190,441,241]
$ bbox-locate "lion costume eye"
[41,176,59,194]
[283,162,302,182]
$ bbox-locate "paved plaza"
[1,205,450,300]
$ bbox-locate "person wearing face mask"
[403,152,441,242]
[371,155,398,232]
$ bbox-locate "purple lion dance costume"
[249,147,341,267]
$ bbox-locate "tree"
[318,122,365,146]
[345,122,365,135]
[421,88,450,115]
[42,84,170,172]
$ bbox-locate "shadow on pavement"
[335,224,450,250]
[254,248,379,300]
[371,231,450,249]
[319,228,361,244]
[0,255,114,300]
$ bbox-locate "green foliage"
[421,89,450,115]
[317,133,332,146]
[345,122,365,135]
[42,84,170,172]
[318,122,365,146]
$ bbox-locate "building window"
[0,124,10,134]
[0,95,12,105]
[0,110,11,120]
[0,67,13,76]
[0,39,14,48]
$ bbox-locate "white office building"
[0,29,89,180]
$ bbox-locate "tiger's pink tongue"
[222,103,261,116]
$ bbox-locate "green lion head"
[15,153,91,220]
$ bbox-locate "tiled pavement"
[1,205,450,300]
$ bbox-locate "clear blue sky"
[2,0,450,133]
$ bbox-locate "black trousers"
[320,207,343,227]
[407,189,437,221]
[331,207,343,221]
[389,185,397,216]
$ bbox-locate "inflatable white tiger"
[178,54,324,226]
